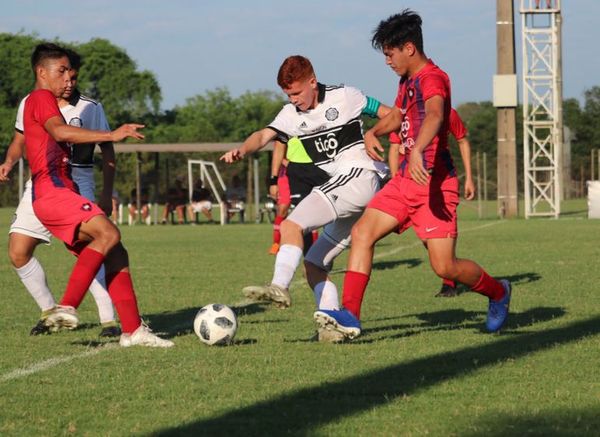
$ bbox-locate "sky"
[1,0,597,110]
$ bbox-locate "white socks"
[271,244,303,289]
[15,257,55,312]
[313,280,340,310]
[88,265,115,324]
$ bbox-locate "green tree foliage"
[76,38,161,127]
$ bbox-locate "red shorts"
[369,175,459,240]
[33,188,105,246]
[277,166,291,206]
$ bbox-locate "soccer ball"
[193,304,237,346]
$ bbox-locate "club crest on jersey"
[69,117,83,128]
[81,203,92,211]
[325,107,339,121]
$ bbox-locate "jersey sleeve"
[94,103,111,132]
[15,97,27,133]
[421,73,448,101]
[344,86,368,119]
[267,106,294,143]
[29,90,62,126]
[449,108,467,140]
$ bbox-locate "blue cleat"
[486,279,512,332]
[314,308,362,340]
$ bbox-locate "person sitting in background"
[161,177,187,224]
[188,179,214,224]
[128,187,150,225]
[225,174,246,222]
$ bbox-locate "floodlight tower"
[520,0,563,218]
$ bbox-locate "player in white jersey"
[221,56,390,340]
[0,50,119,336]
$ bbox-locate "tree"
[76,38,161,126]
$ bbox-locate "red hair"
[277,56,315,88]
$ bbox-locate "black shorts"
[286,162,330,206]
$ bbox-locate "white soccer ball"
[193,304,237,346]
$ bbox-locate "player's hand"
[111,124,145,142]
[269,184,279,200]
[408,150,429,185]
[364,130,384,161]
[98,192,113,216]
[0,162,13,183]
[464,178,476,200]
[398,143,406,155]
[220,148,244,163]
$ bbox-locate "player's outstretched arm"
[457,137,475,200]
[0,131,25,182]
[220,128,277,164]
[44,116,144,144]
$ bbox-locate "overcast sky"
[1,0,596,109]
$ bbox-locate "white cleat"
[242,284,291,308]
[44,305,79,331]
[119,323,174,348]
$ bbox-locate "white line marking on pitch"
[0,344,117,383]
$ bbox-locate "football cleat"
[99,321,122,338]
[242,284,291,308]
[486,279,512,332]
[30,319,51,336]
[314,308,361,340]
[435,283,459,298]
[44,305,79,331]
[119,323,174,348]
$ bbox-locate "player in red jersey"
[314,10,511,340]
[268,140,292,255]
[389,107,475,297]
[24,43,172,347]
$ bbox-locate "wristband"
[269,175,278,185]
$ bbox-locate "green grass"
[0,201,599,436]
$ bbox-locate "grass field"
[0,201,599,436]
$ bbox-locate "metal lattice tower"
[520,0,563,218]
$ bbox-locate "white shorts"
[9,180,52,243]
[287,168,379,269]
[190,200,212,213]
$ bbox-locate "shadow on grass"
[154,316,600,436]
[372,258,422,270]
[464,408,600,436]
[357,307,566,343]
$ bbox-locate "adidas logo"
[331,194,338,202]
[299,122,308,129]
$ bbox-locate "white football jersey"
[268,83,386,176]
[15,91,110,167]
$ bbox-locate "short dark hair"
[372,9,424,53]
[65,48,82,71]
[30,43,69,71]
[277,55,315,89]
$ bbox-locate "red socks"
[106,271,141,334]
[60,247,105,308]
[443,278,457,288]
[342,271,370,319]
[471,270,505,301]
[273,215,284,244]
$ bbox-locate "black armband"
[269,175,278,185]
